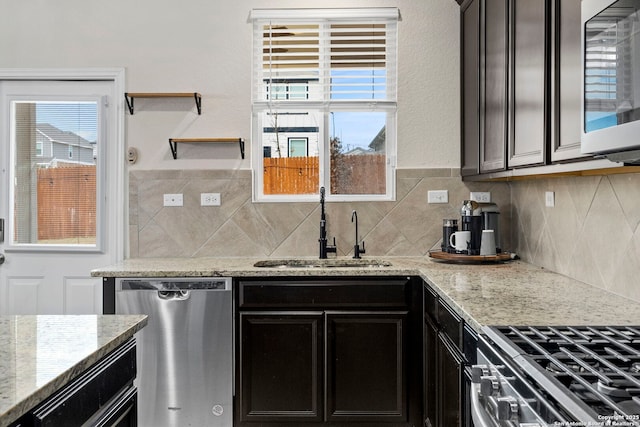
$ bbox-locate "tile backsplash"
[510,172,640,303]
[129,168,640,302]
[129,169,511,259]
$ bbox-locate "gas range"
[472,325,640,426]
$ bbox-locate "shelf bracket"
[169,138,178,159]
[193,92,202,115]
[238,138,245,159]
[124,93,134,115]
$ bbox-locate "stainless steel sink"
[253,259,393,269]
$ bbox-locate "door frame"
[0,68,127,260]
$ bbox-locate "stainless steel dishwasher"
[115,277,232,427]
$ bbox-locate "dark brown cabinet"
[423,283,476,427]
[508,0,547,168]
[236,277,421,427]
[461,0,482,176]
[326,312,407,422]
[550,0,585,162]
[460,0,585,178]
[240,312,324,423]
[11,338,138,427]
[482,0,509,173]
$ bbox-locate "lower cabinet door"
[423,316,438,427]
[438,333,464,427]
[325,311,407,423]
[239,312,324,424]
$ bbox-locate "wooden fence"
[37,165,96,241]
[263,154,385,195]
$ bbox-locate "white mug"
[480,229,497,256]
[449,230,471,252]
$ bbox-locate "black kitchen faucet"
[351,210,365,259]
[319,187,337,258]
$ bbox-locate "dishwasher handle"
[117,278,231,291]
[158,290,190,300]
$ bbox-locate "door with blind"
[0,77,121,314]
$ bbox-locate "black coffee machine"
[460,200,501,255]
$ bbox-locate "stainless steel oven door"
[470,359,546,427]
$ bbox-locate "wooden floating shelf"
[169,138,245,159]
[124,92,202,115]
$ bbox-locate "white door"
[0,73,124,315]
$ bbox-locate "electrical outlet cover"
[201,193,221,206]
[427,190,448,204]
[545,191,555,207]
[470,192,491,203]
[163,193,183,207]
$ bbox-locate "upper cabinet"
[461,0,591,179]
[482,0,508,173]
[508,0,547,168]
[550,0,586,162]
[460,0,482,176]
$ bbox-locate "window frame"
[250,8,399,203]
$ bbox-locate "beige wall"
[0,0,461,170]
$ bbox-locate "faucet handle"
[353,240,365,259]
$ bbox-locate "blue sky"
[330,111,385,151]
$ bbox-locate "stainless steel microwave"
[581,0,640,164]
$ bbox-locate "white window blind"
[252,8,398,104]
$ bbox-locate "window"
[251,8,399,202]
[8,97,101,248]
[288,138,308,157]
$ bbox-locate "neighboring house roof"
[36,123,95,149]
[342,125,385,155]
[368,126,385,152]
[344,146,375,155]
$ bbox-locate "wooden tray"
[428,250,515,263]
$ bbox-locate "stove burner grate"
[490,325,640,424]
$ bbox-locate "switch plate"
[545,191,555,207]
[427,190,448,204]
[470,192,491,203]
[201,193,221,206]
[163,193,183,207]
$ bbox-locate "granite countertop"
[91,256,640,331]
[0,315,147,427]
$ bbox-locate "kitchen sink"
[253,259,393,269]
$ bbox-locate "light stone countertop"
[91,256,640,332]
[0,315,147,427]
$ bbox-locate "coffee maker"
[459,200,501,255]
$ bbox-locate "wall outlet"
[201,192,221,206]
[470,192,491,203]
[545,191,555,207]
[427,190,448,204]
[163,193,183,207]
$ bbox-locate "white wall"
[1,0,461,170]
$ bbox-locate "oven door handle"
[470,382,500,427]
